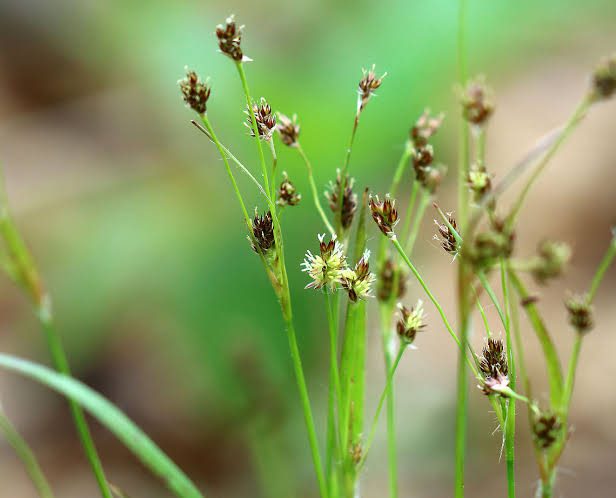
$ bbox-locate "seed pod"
[369,194,399,238]
[216,15,245,62]
[565,295,594,333]
[178,69,211,115]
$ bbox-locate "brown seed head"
[479,338,509,379]
[369,194,399,238]
[357,65,386,113]
[277,172,301,207]
[276,113,300,147]
[434,213,459,255]
[410,109,445,148]
[178,69,211,115]
[250,209,275,253]
[340,250,376,302]
[377,257,407,302]
[591,54,616,100]
[461,76,494,126]
[216,15,245,62]
[245,98,276,140]
[532,411,563,449]
[565,295,594,334]
[396,301,426,345]
[326,170,358,230]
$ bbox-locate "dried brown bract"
[250,209,275,253]
[216,15,245,62]
[369,194,399,237]
[326,170,358,230]
[277,172,301,207]
[178,69,211,115]
[246,98,276,140]
[276,113,300,147]
[461,76,494,126]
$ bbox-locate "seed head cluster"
[326,170,358,230]
[178,69,211,115]
[410,110,446,193]
[591,54,616,100]
[530,240,571,285]
[434,213,459,256]
[479,338,510,396]
[396,300,426,345]
[532,411,562,450]
[565,295,594,334]
[301,234,347,290]
[369,194,399,238]
[250,209,275,253]
[341,250,377,302]
[216,15,245,62]
[377,257,407,302]
[461,77,494,126]
[276,113,300,147]
[357,65,386,114]
[277,172,301,207]
[246,98,276,140]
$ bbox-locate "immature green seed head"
[531,240,572,285]
[467,165,492,202]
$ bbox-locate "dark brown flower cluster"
[369,194,399,237]
[377,257,407,302]
[277,172,301,207]
[434,213,459,255]
[341,251,376,302]
[216,16,244,62]
[565,295,594,334]
[461,77,494,125]
[250,209,275,253]
[410,110,446,193]
[179,70,211,115]
[326,170,358,230]
[246,98,276,140]
[591,54,616,100]
[276,113,300,147]
[357,65,386,114]
[532,411,562,450]
[479,338,509,396]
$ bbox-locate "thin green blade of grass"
[0,354,205,498]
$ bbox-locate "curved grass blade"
[0,354,205,498]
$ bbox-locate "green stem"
[404,190,430,254]
[477,272,506,331]
[236,62,271,198]
[507,96,591,227]
[284,317,329,498]
[359,346,406,469]
[268,140,278,200]
[501,261,516,498]
[325,292,342,497]
[587,232,616,302]
[379,303,399,498]
[390,237,478,376]
[400,180,420,241]
[561,335,582,413]
[296,144,335,235]
[390,142,414,197]
[336,116,359,234]
[0,407,55,498]
[508,269,563,406]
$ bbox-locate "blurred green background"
[0,0,615,496]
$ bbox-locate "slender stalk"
[506,96,591,226]
[0,407,55,498]
[561,335,582,413]
[477,272,506,329]
[284,317,329,498]
[587,231,616,302]
[501,261,516,498]
[296,144,335,235]
[268,140,278,200]
[390,142,414,197]
[358,346,406,469]
[325,291,342,497]
[508,269,563,406]
[336,115,360,234]
[0,171,112,498]
[400,181,420,241]
[236,62,271,198]
[404,189,430,254]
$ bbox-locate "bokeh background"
[0,0,615,496]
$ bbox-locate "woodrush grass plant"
[0,10,615,498]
